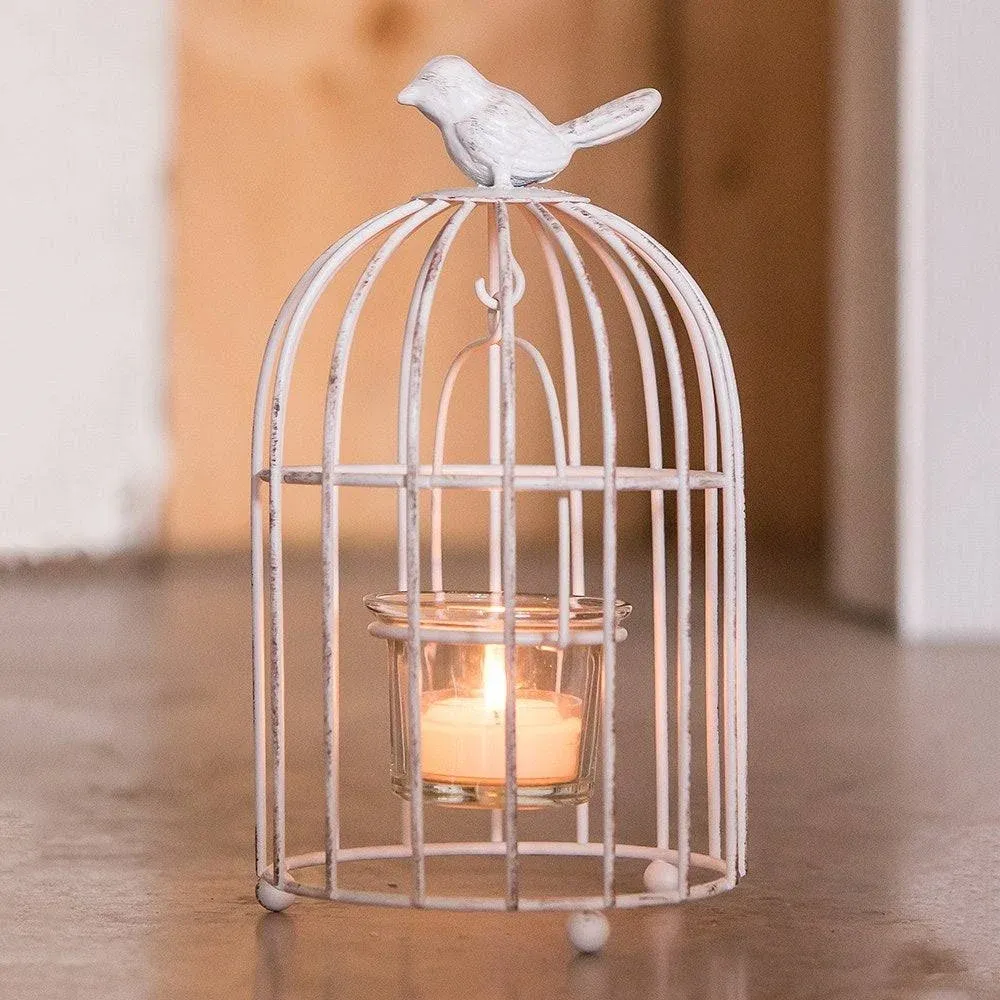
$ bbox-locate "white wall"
[0,4,170,559]
[898,0,1000,638]
[832,0,1000,639]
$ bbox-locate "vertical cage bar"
[525,209,590,845]
[528,204,617,906]
[321,202,449,895]
[590,207,742,886]
[403,448,424,901]
[712,330,748,879]
[402,202,475,904]
[722,460,738,884]
[265,429,289,888]
[267,477,287,886]
[598,361,617,906]
[555,497,570,696]
[395,208,457,847]
[560,206,692,895]
[486,204,503,848]
[487,203,502,595]
[495,201,519,908]
[705,487,721,859]
[398,250,439,593]
[737,498,747,877]
[403,430,424,902]
[260,202,425,889]
[526,213,585,593]
[321,452,341,896]
[676,506,693,897]
[558,497,570,648]
[251,480,268,877]
[560,219,671,854]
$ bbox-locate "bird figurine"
[397,55,661,189]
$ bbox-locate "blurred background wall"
[0,4,169,557]
[828,1,898,619]
[5,2,997,636]
[166,0,829,554]
[829,0,1000,638]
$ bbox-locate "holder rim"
[364,590,632,630]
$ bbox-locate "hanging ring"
[475,257,526,311]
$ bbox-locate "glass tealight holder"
[364,592,631,809]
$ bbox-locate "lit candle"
[420,644,582,785]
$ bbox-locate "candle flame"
[482,644,508,713]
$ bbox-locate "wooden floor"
[1,548,998,999]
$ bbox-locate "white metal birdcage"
[251,56,747,951]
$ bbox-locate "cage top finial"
[398,54,661,190]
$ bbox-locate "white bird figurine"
[397,55,661,188]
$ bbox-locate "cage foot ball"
[643,859,680,895]
[567,911,610,954]
[256,878,297,912]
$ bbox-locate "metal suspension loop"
[429,334,567,592]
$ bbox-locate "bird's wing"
[455,95,570,182]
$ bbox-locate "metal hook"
[475,257,526,311]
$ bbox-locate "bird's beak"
[397,83,418,106]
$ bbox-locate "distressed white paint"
[251,193,748,917]
[398,55,660,188]
[0,3,170,558]
[251,60,748,952]
[831,1,1000,638]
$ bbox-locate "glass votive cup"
[364,592,631,809]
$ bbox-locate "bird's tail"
[558,88,662,149]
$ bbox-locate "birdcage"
[251,57,747,952]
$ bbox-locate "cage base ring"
[262,844,733,912]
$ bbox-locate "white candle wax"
[420,694,583,786]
